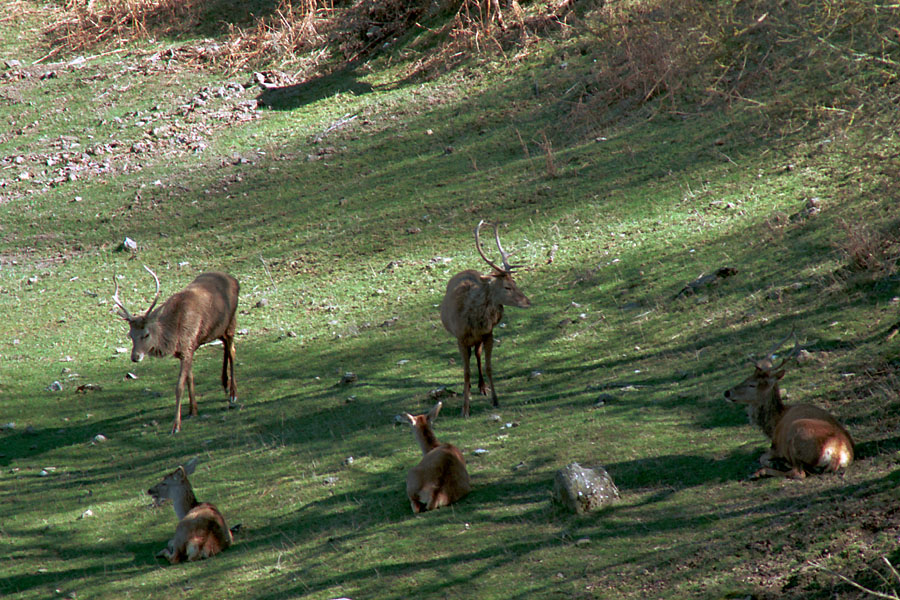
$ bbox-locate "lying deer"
[405,401,471,513]
[113,266,240,433]
[148,458,236,563]
[440,221,531,417]
[724,331,855,479]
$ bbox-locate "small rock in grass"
[552,462,620,514]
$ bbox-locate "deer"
[404,401,471,513]
[723,331,855,480]
[440,221,531,417]
[113,266,240,433]
[147,458,236,563]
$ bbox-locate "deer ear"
[404,413,416,426]
[183,457,199,475]
[428,401,442,421]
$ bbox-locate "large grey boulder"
[552,462,620,514]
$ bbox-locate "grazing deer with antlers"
[405,401,471,513]
[148,458,236,563]
[113,266,240,433]
[440,221,531,417]
[724,331,855,479]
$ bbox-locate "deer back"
[164,272,239,351]
[169,502,233,563]
[773,404,854,473]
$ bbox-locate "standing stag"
[723,331,855,479]
[405,401,471,513]
[113,266,240,433]
[148,458,236,563]
[440,221,531,417]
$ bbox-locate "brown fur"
[114,269,239,433]
[440,223,530,417]
[148,462,233,564]
[724,361,855,479]
[405,402,471,513]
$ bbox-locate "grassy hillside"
[2,0,900,598]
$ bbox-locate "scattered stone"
[575,537,591,547]
[343,456,354,466]
[528,370,543,381]
[47,381,63,392]
[473,448,489,457]
[488,414,501,422]
[594,393,615,407]
[1,422,15,431]
[552,462,620,514]
[323,476,339,485]
[512,462,527,471]
[121,237,137,252]
[93,434,107,443]
[254,298,269,309]
[76,384,102,393]
[675,267,738,299]
[125,372,138,380]
[237,328,249,335]
[796,349,814,365]
[80,509,94,519]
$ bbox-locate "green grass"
[3,1,900,598]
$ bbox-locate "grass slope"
[2,1,900,598]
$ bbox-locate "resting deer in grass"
[113,266,240,433]
[724,331,855,479]
[148,458,236,563]
[405,401,471,513]
[440,221,531,417]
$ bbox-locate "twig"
[809,560,900,600]
[259,254,277,295]
[313,113,357,143]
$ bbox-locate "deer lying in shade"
[148,458,237,563]
[724,331,855,479]
[113,266,240,433]
[405,401,471,513]
[440,221,531,417]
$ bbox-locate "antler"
[143,265,161,314]
[111,265,161,319]
[764,327,800,370]
[112,274,133,320]
[474,220,521,274]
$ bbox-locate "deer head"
[112,265,161,362]
[475,220,531,309]
[724,329,799,407]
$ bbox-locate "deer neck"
[749,383,787,440]
[172,482,200,520]
[145,309,174,357]
[414,426,441,455]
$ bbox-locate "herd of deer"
[112,221,855,563]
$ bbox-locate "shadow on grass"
[257,65,377,110]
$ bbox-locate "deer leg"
[221,334,238,407]
[474,342,488,396]
[483,333,498,407]
[459,341,472,417]
[187,369,198,417]
[172,355,193,433]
